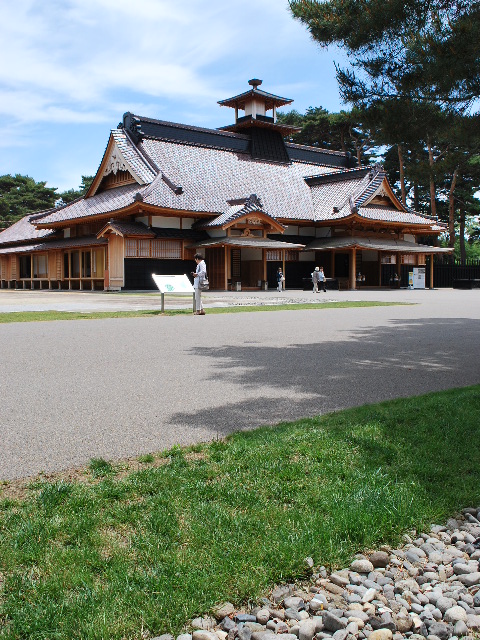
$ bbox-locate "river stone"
[154,635,174,640]
[368,631,393,640]
[237,627,251,640]
[457,572,480,587]
[350,559,374,574]
[369,551,390,568]
[466,614,480,631]
[220,618,236,632]
[444,606,468,623]
[256,610,270,625]
[362,588,377,603]
[454,619,469,636]
[330,573,349,588]
[308,599,324,612]
[454,563,477,575]
[192,632,218,640]
[235,615,257,623]
[177,635,192,640]
[427,622,453,640]
[284,596,305,610]
[436,597,457,613]
[244,623,265,633]
[271,586,291,604]
[322,611,347,632]
[192,619,217,631]
[394,613,413,633]
[298,618,316,640]
[213,604,236,621]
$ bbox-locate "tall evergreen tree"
[0,175,58,229]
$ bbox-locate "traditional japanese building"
[0,79,451,291]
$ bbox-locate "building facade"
[0,80,451,291]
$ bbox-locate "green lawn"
[1,386,479,639]
[0,300,407,323]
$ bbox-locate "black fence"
[432,258,480,288]
[383,258,480,288]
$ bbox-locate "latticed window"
[152,240,182,259]
[138,240,150,257]
[285,251,298,261]
[266,250,281,261]
[125,239,183,259]
[125,239,138,257]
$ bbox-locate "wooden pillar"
[224,246,229,291]
[282,250,286,289]
[429,254,434,289]
[350,248,357,290]
[330,251,335,278]
[262,249,267,284]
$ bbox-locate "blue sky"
[0,0,348,192]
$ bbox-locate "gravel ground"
[0,288,479,481]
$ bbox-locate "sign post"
[151,274,195,312]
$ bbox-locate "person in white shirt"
[192,253,207,315]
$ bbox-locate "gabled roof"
[308,166,441,229]
[97,221,156,238]
[197,194,285,232]
[218,87,293,111]
[87,129,157,197]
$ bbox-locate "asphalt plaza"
[0,287,479,481]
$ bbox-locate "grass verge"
[1,385,479,639]
[0,300,407,323]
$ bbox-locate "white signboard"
[412,267,426,289]
[151,274,194,293]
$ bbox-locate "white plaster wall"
[151,217,180,229]
[404,233,415,243]
[135,216,148,226]
[316,227,331,237]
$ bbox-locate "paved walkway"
[0,288,479,480]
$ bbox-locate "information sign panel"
[152,274,194,293]
[151,274,195,312]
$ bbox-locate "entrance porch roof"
[188,236,305,250]
[304,237,454,253]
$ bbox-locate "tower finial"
[248,78,262,88]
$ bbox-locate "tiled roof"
[38,183,140,225]
[359,205,438,226]
[0,213,56,246]
[304,237,453,253]
[111,129,156,183]
[139,137,339,221]
[198,194,282,229]
[99,221,156,237]
[189,236,305,250]
[123,113,351,168]
[0,236,106,254]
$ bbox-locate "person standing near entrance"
[192,253,207,315]
[312,266,321,293]
[318,266,326,292]
[277,267,284,292]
